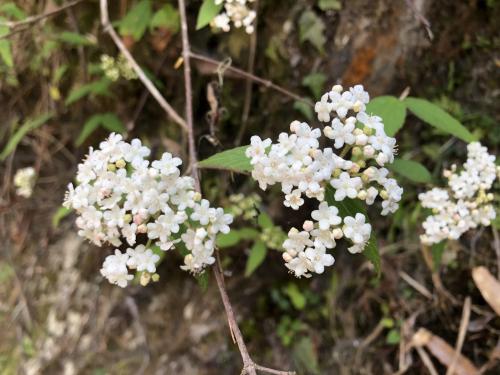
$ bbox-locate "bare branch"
[99,0,188,133]
[190,52,312,106]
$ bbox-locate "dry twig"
[446,297,471,375]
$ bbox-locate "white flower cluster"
[100,54,138,81]
[14,166,36,198]
[64,133,233,287]
[212,0,256,34]
[419,142,499,245]
[246,84,403,277]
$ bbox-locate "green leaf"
[216,230,241,248]
[325,185,381,275]
[0,3,27,20]
[302,73,326,99]
[198,146,252,173]
[431,241,446,270]
[150,4,179,33]
[318,0,342,11]
[292,337,320,375]
[0,40,13,67]
[389,158,432,183]
[76,113,125,146]
[65,79,111,105]
[299,10,326,53]
[118,0,152,40]
[284,283,306,310]
[257,212,273,229]
[238,227,260,240]
[404,97,476,142]
[386,329,401,345]
[245,240,267,276]
[100,113,125,133]
[293,101,314,121]
[58,31,96,46]
[0,113,53,161]
[195,271,209,291]
[52,206,71,229]
[365,96,406,137]
[196,0,223,30]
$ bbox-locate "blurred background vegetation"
[0,0,499,374]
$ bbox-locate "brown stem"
[235,0,259,146]
[190,52,312,106]
[100,0,188,133]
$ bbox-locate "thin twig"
[399,271,433,300]
[235,0,259,146]
[190,52,312,106]
[446,297,471,375]
[404,0,433,40]
[415,346,439,375]
[99,0,188,133]
[177,0,200,190]
[0,0,86,41]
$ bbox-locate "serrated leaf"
[65,79,111,105]
[404,97,476,142]
[325,185,381,275]
[0,40,13,67]
[52,206,71,229]
[365,96,406,136]
[198,146,252,173]
[245,240,267,276]
[0,113,53,161]
[302,73,326,99]
[58,31,96,46]
[196,0,224,30]
[118,0,152,40]
[389,158,432,183]
[299,10,326,53]
[150,4,179,33]
[216,230,241,248]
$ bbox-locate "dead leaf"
[472,266,500,316]
[412,328,479,375]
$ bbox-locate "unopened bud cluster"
[14,166,36,198]
[227,193,261,219]
[100,54,138,81]
[64,133,233,287]
[212,0,256,34]
[419,142,498,245]
[246,85,402,277]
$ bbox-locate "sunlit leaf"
[58,31,96,46]
[65,79,111,105]
[196,0,223,30]
[404,97,476,142]
[52,206,72,229]
[216,230,241,248]
[284,283,306,310]
[365,96,406,136]
[118,0,152,40]
[198,146,251,173]
[150,4,179,33]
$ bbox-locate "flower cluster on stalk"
[64,133,233,287]
[212,0,256,34]
[419,142,499,245]
[246,84,403,277]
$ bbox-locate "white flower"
[311,202,341,230]
[330,172,362,201]
[343,213,371,245]
[315,94,333,122]
[246,136,271,165]
[14,167,36,198]
[126,245,160,273]
[191,199,215,225]
[210,208,233,234]
[305,245,335,274]
[100,250,133,288]
[285,252,312,278]
[284,189,304,210]
[324,119,355,149]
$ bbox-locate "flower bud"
[115,159,126,169]
[357,190,367,200]
[303,220,314,232]
[363,145,375,157]
[324,126,334,138]
[137,224,147,233]
[332,228,343,239]
[107,163,117,172]
[363,126,373,135]
[332,84,343,93]
[333,168,341,178]
[193,192,202,201]
[290,120,301,133]
[140,272,151,286]
[282,252,293,262]
[349,164,360,174]
[124,214,132,223]
[380,190,389,200]
[152,273,160,282]
[133,214,143,225]
[352,147,362,157]
[356,134,368,146]
[357,160,366,169]
[352,100,363,112]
